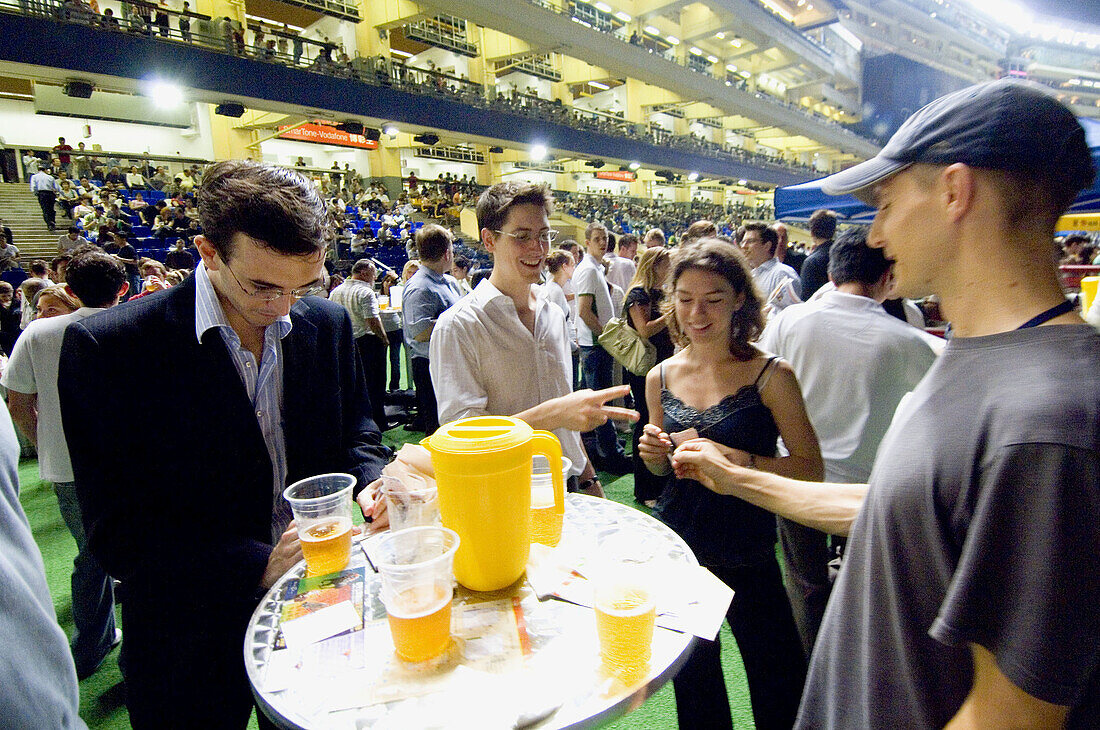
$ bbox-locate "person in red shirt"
[52,137,73,175]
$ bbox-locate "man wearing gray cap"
[667,78,1100,727]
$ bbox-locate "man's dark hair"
[351,258,375,276]
[453,255,471,271]
[196,159,331,262]
[809,209,838,240]
[1064,234,1090,248]
[618,234,639,252]
[742,221,779,255]
[51,253,72,270]
[416,223,453,262]
[828,226,891,286]
[684,220,718,242]
[584,221,607,241]
[29,260,49,277]
[67,225,80,235]
[476,182,554,232]
[66,246,126,308]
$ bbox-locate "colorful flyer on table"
[273,566,367,650]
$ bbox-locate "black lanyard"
[1016,299,1075,330]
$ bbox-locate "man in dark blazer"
[59,160,390,729]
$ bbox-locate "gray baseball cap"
[820,78,1095,200]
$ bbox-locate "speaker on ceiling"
[336,121,364,135]
[214,103,246,117]
[64,81,94,99]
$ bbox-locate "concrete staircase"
[0,182,62,265]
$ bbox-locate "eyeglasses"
[492,229,558,245]
[223,261,325,302]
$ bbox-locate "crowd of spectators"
[560,190,774,241]
[33,0,828,180]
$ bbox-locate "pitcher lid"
[424,415,534,453]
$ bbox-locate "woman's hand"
[638,423,673,472]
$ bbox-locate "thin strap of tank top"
[753,356,779,392]
[660,361,666,389]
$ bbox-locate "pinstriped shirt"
[194,263,293,543]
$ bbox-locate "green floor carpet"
[20,426,755,729]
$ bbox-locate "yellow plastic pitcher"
[1081,276,1098,312]
[422,416,564,591]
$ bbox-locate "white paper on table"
[280,601,362,651]
[262,648,299,692]
[651,565,733,641]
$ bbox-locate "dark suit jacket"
[799,240,832,301]
[58,275,389,722]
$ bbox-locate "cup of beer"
[594,575,656,684]
[381,474,440,532]
[283,473,356,576]
[530,455,571,547]
[376,526,460,662]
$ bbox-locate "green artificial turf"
[20,427,755,729]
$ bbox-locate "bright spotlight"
[382,124,399,136]
[147,81,183,109]
[530,144,548,161]
[628,161,641,171]
[688,172,699,182]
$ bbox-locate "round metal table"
[245,494,698,729]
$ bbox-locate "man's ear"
[117,281,129,299]
[194,235,219,269]
[941,163,976,224]
[481,228,496,252]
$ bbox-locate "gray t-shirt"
[798,324,1100,728]
[0,400,85,729]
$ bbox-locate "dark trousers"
[579,344,625,462]
[386,329,404,391]
[55,481,117,675]
[411,356,438,434]
[778,517,834,657]
[672,554,807,730]
[626,370,666,502]
[355,333,388,431]
[36,190,57,227]
[120,595,276,730]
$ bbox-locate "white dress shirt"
[430,279,585,477]
[759,290,939,483]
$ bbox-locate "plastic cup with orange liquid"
[283,473,356,577]
[594,575,656,684]
[530,455,571,547]
[376,526,460,662]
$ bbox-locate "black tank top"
[656,357,781,567]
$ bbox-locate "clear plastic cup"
[375,526,460,662]
[283,473,356,576]
[594,574,656,684]
[381,473,440,532]
[531,455,571,547]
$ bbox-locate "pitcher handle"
[531,431,564,517]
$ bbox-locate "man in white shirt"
[2,246,128,680]
[31,167,61,231]
[329,258,389,430]
[759,226,939,656]
[741,221,801,310]
[573,222,630,473]
[431,183,637,496]
[605,233,637,293]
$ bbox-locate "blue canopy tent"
[774,117,1100,224]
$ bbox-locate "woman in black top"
[623,246,673,505]
[638,238,822,730]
